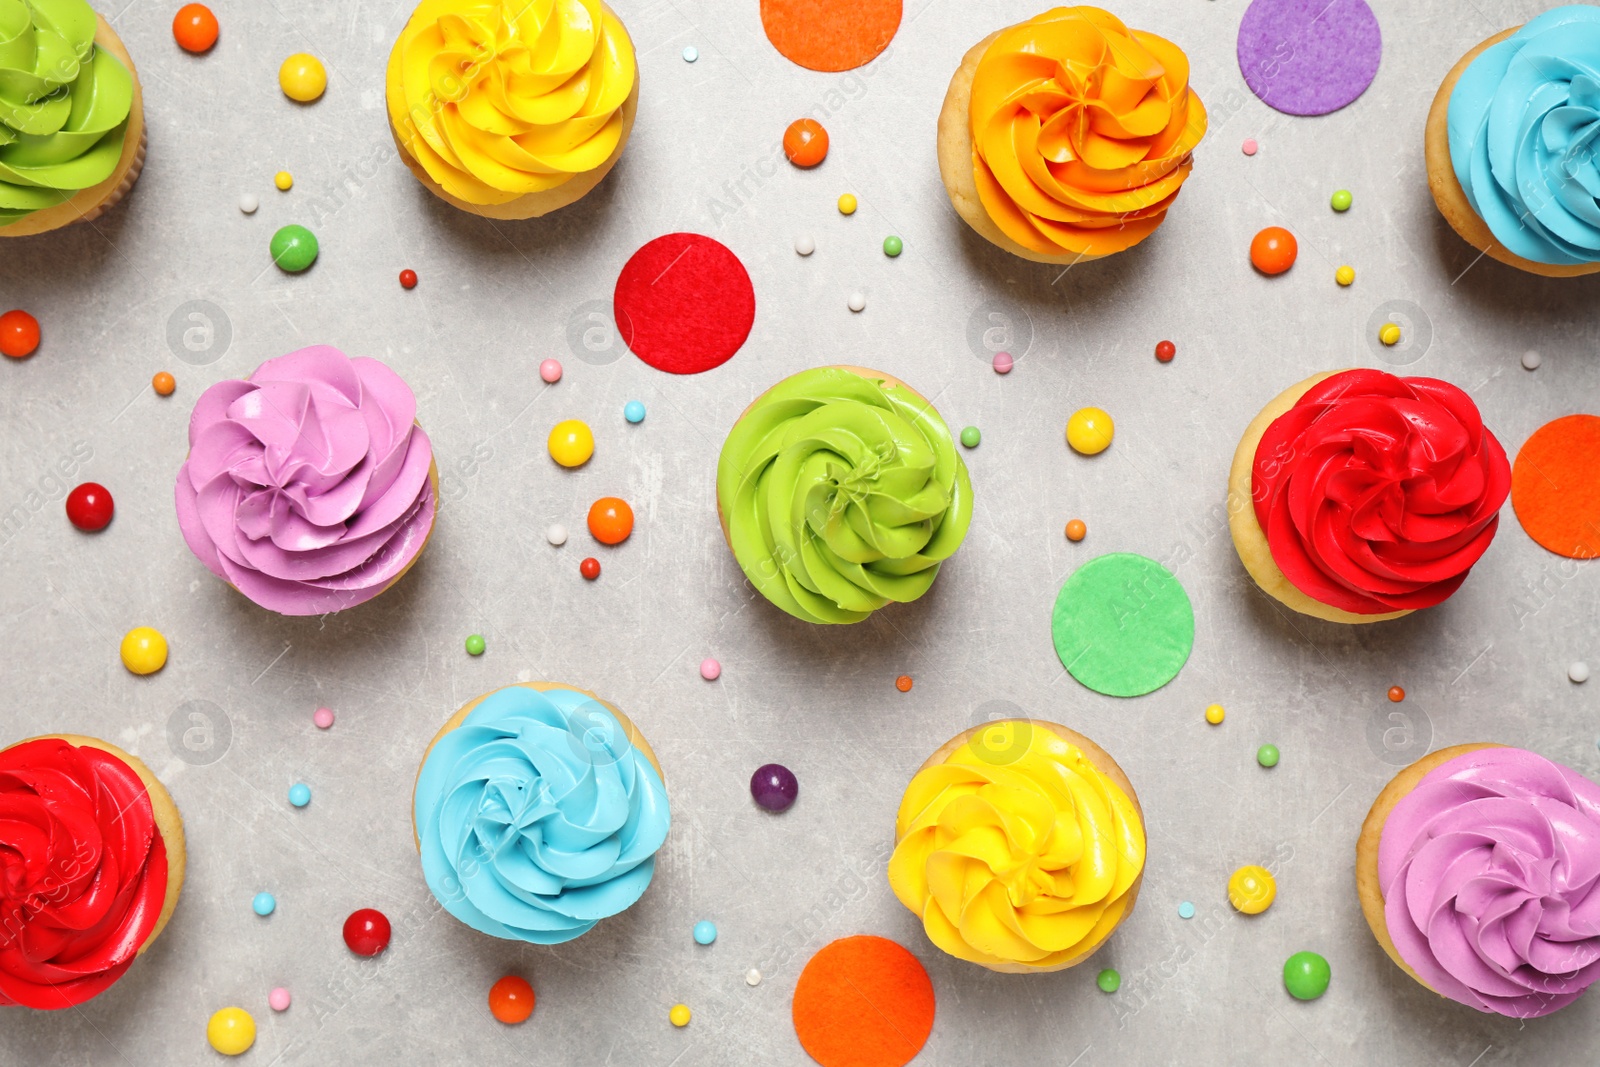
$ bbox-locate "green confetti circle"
[1051,553,1194,697]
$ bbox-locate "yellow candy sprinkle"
[274,171,293,192]
[120,627,168,676]
[547,419,595,468]
[279,53,327,103]
[1066,407,1114,455]
[1227,865,1277,915]
[207,1007,256,1056]
[1335,265,1355,287]
[1204,703,1225,725]
[669,1003,691,1027]
[837,193,857,215]
[1379,322,1402,346]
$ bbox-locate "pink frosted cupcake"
[175,345,438,615]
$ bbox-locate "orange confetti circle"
[792,935,934,1067]
[761,0,901,73]
[1512,414,1600,559]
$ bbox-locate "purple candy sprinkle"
[750,763,798,812]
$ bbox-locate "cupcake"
[174,345,438,616]
[1227,369,1510,623]
[937,6,1206,264]
[1357,745,1600,1017]
[0,735,184,1009]
[0,0,145,238]
[716,366,973,625]
[1427,7,1600,277]
[889,719,1144,973]
[386,0,638,219]
[412,683,669,944]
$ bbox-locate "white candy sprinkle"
[1522,350,1542,370]
[794,235,815,256]
[682,46,698,62]
[546,524,568,546]
[239,194,259,215]
[1571,662,1591,684]
[745,969,762,987]
[847,292,865,312]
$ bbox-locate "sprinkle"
[700,658,721,681]
[837,193,857,215]
[1571,662,1591,684]
[539,358,562,383]
[1330,189,1353,212]
[693,921,718,945]
[1522,350,1542,370]
[547,524,568,546]
[313,707,334,729]
[1387,686,1404,702]
[288,783,311,808]
[882,235,903,257]
[847,292,865,312]
[1241,138,1259,156]
[252,892,276,917]
[465,634,486,656]
[682,45,698,62]
[1155,339,1176,363]
[239,194,259,214]
[1379,322,1402,346]
[399,269,417,289]
[1096,968,1120,993]
[745,968,762,986]
[895,674,913,692]
[959,426,980,448]
[1205,703,1224,725]
[274,171,293,192]
[1335,265,1356,286]
[624,400,646,424]
[669,1004,691,1027]
[152,371,176,396]
[1257,744,1280,768]
[795,235,815,256]
[1065,519,1087,542]
[992,351,1013,374]
[268,988,291,1012]
[1177,901,1195,919]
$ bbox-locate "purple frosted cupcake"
[175,345,437,615]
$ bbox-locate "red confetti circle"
[613,233,755,375]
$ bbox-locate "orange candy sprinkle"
[152,372,176,396]
[587,497,634,545]
[895,675,912,693]
[783,119,829,168]
[1387,686,1405,703]
[173,4,219,53]
[1064,519,1086,542]
[488,975,535,1024]
[0,309,40,359]
[1250,226,1298,275]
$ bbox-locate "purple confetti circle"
[1237,0,1382,117]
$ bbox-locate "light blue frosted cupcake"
[413,683,669,944]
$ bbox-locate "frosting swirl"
[968,6,1206,258]
[1379,747,1600,1017]
[1448,6,1600,266]
[0,739,169,1010]
[175,345,436,617]
[716,367,973,625]
[0,0,133,227]
[386,0,635,205]
[889,722,1144,970]
[414,686,669,944]
[1252,369,1510,615]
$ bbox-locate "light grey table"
[1,1,1596,1064]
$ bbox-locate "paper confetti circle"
[1237,0,1382,116]
[1052,553,1195,697]
[1512,414,1600,559]
[613,233,755,375]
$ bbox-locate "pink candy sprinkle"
[700,658,721,681]
[992,351,1013,374]
[1242,138,1259,156]
[269,987,291,1012]
[539,359,563,384]
[313,707,334,729]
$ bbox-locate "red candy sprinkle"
[580,557,601,580]
[1,309,40,359]
[172,3,218,54]
[1155,340,1176,363]
[488,975,536,1024]
[342,908,391,956]
[399,269,418,290]
[66,483,114,531]
[1388,686,1405,703]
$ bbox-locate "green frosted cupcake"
[716,366,973,625]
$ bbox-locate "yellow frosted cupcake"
[889,719,1144,973]
[386,0,637,219]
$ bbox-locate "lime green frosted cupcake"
[716,366,973,625]
[0,0,146,238]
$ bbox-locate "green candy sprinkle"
[1330,189,1352,212]
[1257,744,1280,768]
[464,634,486,656]
[959,426,980,448]
[1096,968,1120,993]
[883,235,903,257]
[1283,951,1330,1000]
[270,224,319,273]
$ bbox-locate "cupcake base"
[0,15,146,239]
[1425,27,1600,278]
[1355,743,1500,995]
[937,32,1107,266]
[909,719,1144,974]
[1227,371,1411,624]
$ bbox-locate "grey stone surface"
[1,0,1597,1064]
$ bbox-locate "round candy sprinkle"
[120,627,168,675]
[548,419,594,467]
[782,118,829,168]
[847,292,865,312]
[837,193,857,215]
[279,53,327,102]
[172,4,219,53]
[700,658,721,681]
[270,224,319,272]
[883,235,903,257]
[1177,901,1195,920]
[1571,662,1591,684]
[624,400,646,423]
[795,234,815,256]
[1066,407,1114,455]
[751,763,798,812]
[342,908,391,956]
[1064,519,1086,542]
[0,309,40,359]
[992,351,1013,374]
[546,524,568,546]
[1096,968,1120,993]
[238,194,258,214]
[1379,322,1402,346]
[669,1004,691,1027]
[489,975,535,1024]
[580,557,601,580]
[1250,226,1298,275]
[693,921,718,945]
[539,358,562,383]
[66,482,114,531]
[1283,951,1331,1001]
[1155,339,1176,363]
[152,371,176,396]
[1241,137,1259,156]
[959,426,980,448]
[465,634,486,656]
[288,783,311,808]
[745,969,762,986]
[313,706,334,729]
[399,269,418,290]
[1522,350,1542,370]
[1205,703,1225,725]
[1330,189,1353,212]
[252,892,276,917]
[1227,865,1277,914]
[895,674,913,693]
[268,988,291,1013]
[207,1007,255,1056]
[1387,686,1405,703]
[682,45,698,63]
[587,497,634,545]
[274,170,293,192]
[1257,744,1280,768]
[1335,265,1356,286]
